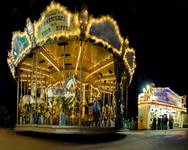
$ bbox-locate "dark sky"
[0,0,188,118]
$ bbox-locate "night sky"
[0,0,188,121]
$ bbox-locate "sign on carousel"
[34,3,80,44]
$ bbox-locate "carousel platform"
[15,124,118,135]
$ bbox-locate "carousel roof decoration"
[85,16,123,54]
[7,1,136,89]
[11,31,32,67]
[123,37,136,77]
[34,2,80,45]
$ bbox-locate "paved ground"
[0,128,188,150]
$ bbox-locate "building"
[138,83,187,129]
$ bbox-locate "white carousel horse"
[21,95,31,106]
[22,95,44,105]
[63,76,77,104]
[46,76,78,109]
[31,83,37,97]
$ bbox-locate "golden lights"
[8,2,136,83]
[85,16,124,56]
[11,31,32,66]
[86,61,114,79]
[75,45,82,75]
[138,101,187,112]
[34,1,80,45]
[40,51,60,72]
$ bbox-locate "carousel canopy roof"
[7,2,136,91]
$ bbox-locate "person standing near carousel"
[162,114,168,130]
[169,115,174,129]
[157,116,162,130]
[93,100,101,127]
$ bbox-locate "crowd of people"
[151,114,174,130]
[18,97,116,128]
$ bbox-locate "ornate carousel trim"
[34,1,80,46]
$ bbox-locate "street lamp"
[146,84,150,90]
[143,88,146,93]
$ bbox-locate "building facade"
[138,84,187,129]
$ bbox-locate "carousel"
[7,2,136,134]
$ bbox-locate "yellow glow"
[20,74,45,78]
[86,16,123,56]
[7,52,16,78]
[89,55,112,71]
[94,76,116,84]
[100,77,116,81]
[22,62,49,72]
[11,31,32,66]
[96,83,116,87]
[40,49,61,72]
[146,85,150,90]
[20,79,46,83]
[99,89,112,94]
[9,2,137,88]
[75,45,82,74]
[138,101,187,112]
[90,84,101,98]
[86,61,114,79]
[20,67,49,77]
[34,2,80,45]
[96,74,116,80]
[81,83,86,118]
[67,14,70,27]
[123,46,136,76]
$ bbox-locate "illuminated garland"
[138,101,187,112]
[86,16,124,56]
[34,1,80,45]
[8,2,136,82]
[11,31,32,67]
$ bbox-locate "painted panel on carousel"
[88,16,123,51]
[34,2,80,45]
[11,31,31,66]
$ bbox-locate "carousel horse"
[93,100,101,126]
[21,95,31,105]
[61,76,80,122]
[40,87,46,100]
[63,76,77,105]
[31,82,37,97]
[19,95,32,124]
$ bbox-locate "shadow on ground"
[17,132,127,144]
